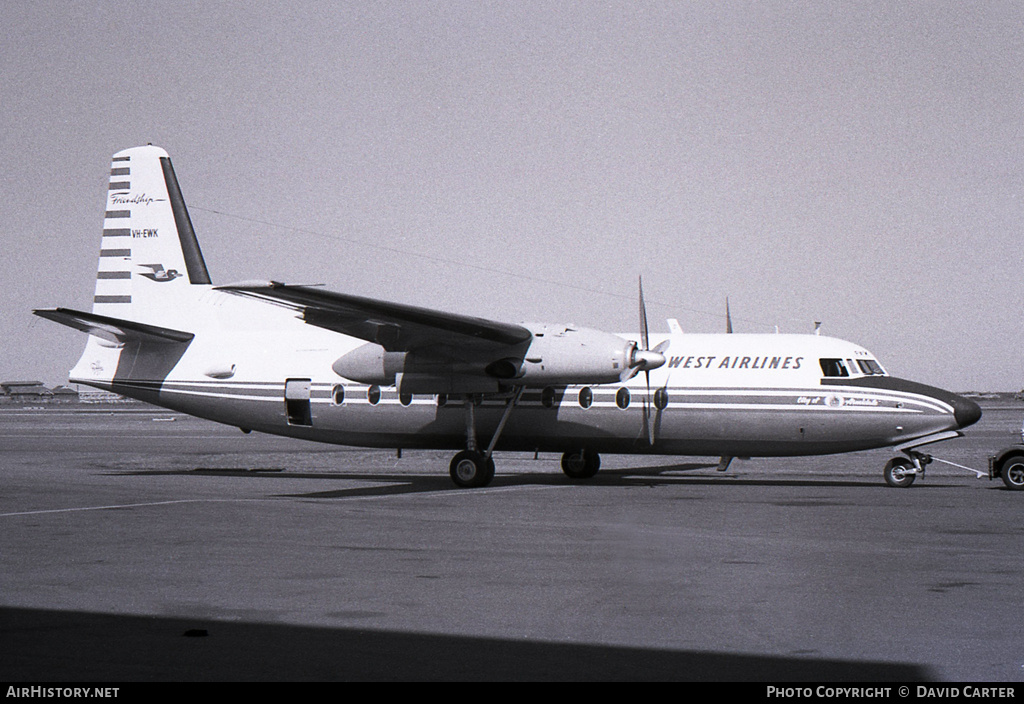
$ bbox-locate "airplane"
[35,145,982,489]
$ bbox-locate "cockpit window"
[857,359,885,375]
[819,358,849,377]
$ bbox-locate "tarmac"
[1,402,1021,681]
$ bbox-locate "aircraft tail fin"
[94,145,211,319]
[36,146,208,395]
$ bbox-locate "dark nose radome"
[821,376,982,430]
[951,394,982,429]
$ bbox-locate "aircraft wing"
[216,282,533,355]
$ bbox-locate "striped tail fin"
[94,145,211,319]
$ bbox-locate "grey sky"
[3,1,1022,391]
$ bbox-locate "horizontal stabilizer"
[33,308,194,345]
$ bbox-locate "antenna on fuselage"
[726,297,734,334]
[814,321,822,335]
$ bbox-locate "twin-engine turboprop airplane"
[36,146,981,488]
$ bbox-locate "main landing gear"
[448,390,521,489]
[449,450,496,488]
[560,449,601,479]
[448,447,604,487]
[445,389,605,488]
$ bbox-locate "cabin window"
[654,387,669,410]
[857,359,885,375]
[578,387,593,409]
[331,384,345,406]
[437,394,447,407]
[367,385,381,405]
[616,387,630,409]
[819,358,849,377]
[399,392,412,407]
[541,386,556,409]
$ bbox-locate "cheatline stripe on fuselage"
[96,379,953,416]
[666,387,953,414]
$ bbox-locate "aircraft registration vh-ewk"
[36,145,982,488]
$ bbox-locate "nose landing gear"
[883,431,970,488]
[883,453,931,488]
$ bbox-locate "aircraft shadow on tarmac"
[0,606,932,682]
[105,461,966,501]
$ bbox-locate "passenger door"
[284,378,312,426]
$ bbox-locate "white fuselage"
[69,285,969,459]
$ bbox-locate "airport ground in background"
[0,401,1021,681]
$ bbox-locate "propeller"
[632,276,669,445]
[649,372,673,446]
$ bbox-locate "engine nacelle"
[332,325,662,392]
[516,324,635,386]
[331,343,406,385]
[332,344,503,394]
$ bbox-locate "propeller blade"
[635,276,668,446]
[645,369,655,445]
[648,347,674,446]
[628,278,667,373]
[638,275,650,351]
